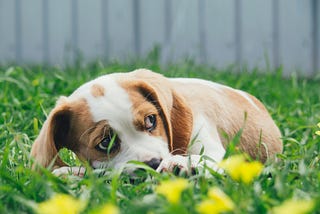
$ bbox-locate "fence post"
[133,0,141,57]
[15,0,22,62]
[71,0,79,64]
[312,0,319,75]
[272,0,280,70]
[234,0,242,69]
[101,0,109,61]
[198,0,207,64]
[42,0,50,64]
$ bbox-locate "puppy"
[31,69,282,175]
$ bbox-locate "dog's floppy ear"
[169,91,193,154]
[31,98,71,169]
[130,70,193,154]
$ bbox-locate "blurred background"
[0,0,319,76]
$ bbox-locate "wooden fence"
[0,0,319,75]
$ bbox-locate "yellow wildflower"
[197,199,218,214]
[271,199,314,214]
[316,122,320,136]
[32,78,40,86]
[197,187,234,214]
[208,187,235,211]
[155,178,189,204]
[96,203,119,214]
[218,154,263,184]
[37,194,86,214]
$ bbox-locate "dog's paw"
[52,166,86,177]
[156,155,200,175]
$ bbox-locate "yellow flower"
[218,154,263,184]
[208,187,235,211]
[155,178,189,204]
[32,78,40,86]
[316,122,320,136]
[96,203,119,214]
[271,199,314,214]
[37,194,86,214]
[197,187,234,214]
[197,199,218,214]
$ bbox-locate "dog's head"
[31,69,193,171]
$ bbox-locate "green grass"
[0,59,319,214]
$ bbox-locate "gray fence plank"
[164,0,172,45]
[48,0,72,65]
[198,0,207,64]
[71,0,79,63]
[311,0,319,76]
[205,0,235,68]
[0,0,15,63]
[21,0,43,63]
[164,0,199,62]
[234,0,242,67]
[272,0,280,69]
[78,0,103,62]
[140,0,165,56]
[101,0,109,60]
[133,0,141,57]
[42,0,49,64]
[107,0,134,60]
[15,0,22,62]
[242,0,273,70]
[279,0,313,75]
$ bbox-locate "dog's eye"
[145,114,157,132]
[95,130,120,154]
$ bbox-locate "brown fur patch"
[91,84,105,97]
[170,91,193,155]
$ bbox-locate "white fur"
[188,115,225,162]
[53,166,86,176]
[171,78,225,92]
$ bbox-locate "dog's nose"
[144,158,161,170]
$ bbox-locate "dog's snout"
[144,158,161,170]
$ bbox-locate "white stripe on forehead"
[69,75,134,130]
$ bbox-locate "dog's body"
[31,69,282,175]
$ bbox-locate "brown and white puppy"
[31,69,282,175]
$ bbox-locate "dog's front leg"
[52,166,86,177]
[156,154,220,175]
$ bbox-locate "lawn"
[0,59,319,214]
